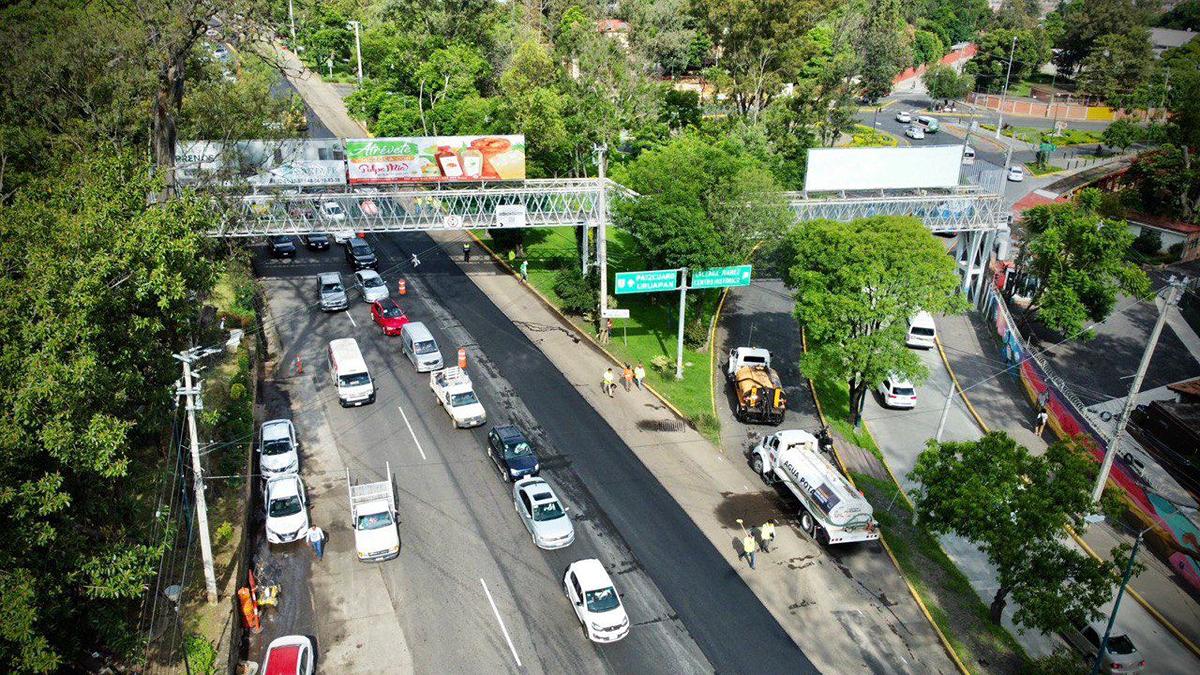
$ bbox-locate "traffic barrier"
[237,587,261,633]
[457,347,467,369]
[398,279,407,295]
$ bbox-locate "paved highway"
[247,232,814,672]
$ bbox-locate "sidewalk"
[435,232,958,674]
[272,43,367,138]
[938,310,1200,668]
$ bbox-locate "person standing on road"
[410,253,421,268]
[462,242,471,262]
[1034,407,1049,436]
[741,534,757,569]
[622,364,634,392]
[758,520,776,553]
[520,259,529,282]
[306,525,326,560]
[633,363,645,390]
[602,368,616,397]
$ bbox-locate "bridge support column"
[973,229,996,308]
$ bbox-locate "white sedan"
[265,474,310,544]
[321,200,346,221]
[513,477,575,549]
[355,269,389,303]
[1007,166,1025,182]
[904,125,925,140]
[563,559,630,643]
[895,111,913,123]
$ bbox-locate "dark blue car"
[487,425,540,482]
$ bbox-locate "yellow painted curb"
[936,328,1200,659]
[466,230,695,426]
[801,329,969,674]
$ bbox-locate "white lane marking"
[346,309,357,327]
[395,404,428,460]
[480,578,523,668]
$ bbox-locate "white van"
[401,322,444,372]
[962,145,976,164]
[906,311,937,349]
[328,338,375,407]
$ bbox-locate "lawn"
[981,123,1104,146]
[854,472,1029,674]
[847,124,899,148]
[1025,162,1064,176]
[474,227,722,441]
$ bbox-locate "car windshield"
[911,327,935,336]
[322,282,343,293]
[351,242,372,254]
[339,373,371,387]
[504,441,533,458]
[1105,635,1136,655]
[585,586,620,613]
[362,275,384,288]
[450,391,479,407]
[357,511,394,530]
[380,306,404,318]
[415,340,438,355]
[262,438,292,456]
[269,495,302,517]
[308,234,328,242]
[894,386,916,396]
[272,237,293,245]
[533,501,565,522]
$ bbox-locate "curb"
[935,324,1200,660]
[465,230,696,427]
[709,287,731,425]
[801,329,969,675]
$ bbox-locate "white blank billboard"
[804,146,964,192]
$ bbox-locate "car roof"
[264,644,300,675]
[495,425,528,443]
[318,271,341,282]
[571,559,613,589]
[267,474,301,497]
[517,477,556,501]
[357,269,381,279]
[262,419,293,440]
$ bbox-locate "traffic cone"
[398,279,407,295]
[457,347,467,369]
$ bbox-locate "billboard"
[803,146,964,192]
[345,135,525,184]
[176,139,346,186]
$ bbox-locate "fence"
[981,284,1200,590]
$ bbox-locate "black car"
[486,425,540,482]
[301,233,330,251]
[267,236,297,258]
[344,238,378,270]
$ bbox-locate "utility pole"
[595,144,609,341]
[347,21,364,85]
[1091,278,1186,503]
[175,349,219,605]
[1091,527,1152,675]
[288,0,296,43]
[994,35,1018,140]
[935,388,954,442]
[675,268,688,380]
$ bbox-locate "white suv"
[259,419,299,478]
[563,559,630,643]
[877,374,917,409]
[265,474,310,544]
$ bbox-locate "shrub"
[1132,229,1162,256]
[683,316,708,349]
[215,521,233,544]
[1168,242,1185,260]
[183,634,218,675]
[553,266,598,315]
[650,355,672,376]
[691,412,720,438]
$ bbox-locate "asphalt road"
[248,233,813,673]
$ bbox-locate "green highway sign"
[690,264,752,290]
[615,269,680,294]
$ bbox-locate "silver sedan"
[513,477,575,549]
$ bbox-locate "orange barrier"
[237,587,261,633]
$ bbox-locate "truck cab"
[726,346,772,379]
[347,464,400,562]
[430,366,487,428]
[751,430,879,545]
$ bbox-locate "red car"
[371,299,410,335]
[262,635,314,675]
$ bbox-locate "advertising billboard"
[175,140,346,186]
[803,146,964,192]
[345,135,525,184]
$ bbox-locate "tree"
[922,63,973,101]
[1016,189,1151,337]
[1159,0,1200,30]
[1076,29,1154,107]
[784,216,965,424]
[966,28,1050,94]
[1125,145,1200,221]
[911,29,945,67]
[1101,118,1143,152]
[910,433,1130,633]
[858,0,911,102]
[1055,0,1155,75]
[992,0,1042,31]
[498,39,569,175]
[614,132,793,272]
[626,0,698,75]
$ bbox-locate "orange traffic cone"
[457,347,467,369]
[398,278,407,295]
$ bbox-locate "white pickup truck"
[430,366,487,428]
[726,346,772,380]
[347,464,400,562]
[751,429,879,545]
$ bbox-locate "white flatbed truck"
[347,463,400,562]
[430,366,487,428]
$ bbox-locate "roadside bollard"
[458,347,467,369]
[237,587,261,633]
[398,278,407,295]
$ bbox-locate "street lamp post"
[994,35,1018,140]
[1090,525,1152,675]
[347,20,363,85]
[288,0,296,43]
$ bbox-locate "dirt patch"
[636,418,685,432]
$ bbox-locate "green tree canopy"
[910,433,1129,633]
[1125,145,1200,222]
[1076,28,1154,108]
[857,0,911,101]
[1055,0,1156,74]
[967,28,1051,94]
[1017,189,1151,337]
[1100,118,1144,152]
[922,63,974,101]
[783,216,966,424]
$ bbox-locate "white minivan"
[329,338,375,407]
[401,322,444,372]
[906,311,937,349]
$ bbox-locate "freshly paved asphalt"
[248,233,813,673]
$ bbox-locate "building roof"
[1168,378,1200,399]
[1127,212,1200,235]
[1151,28,1198,51]
[597,19,628,33]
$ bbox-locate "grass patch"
[803,352,884,462]
[475,227,721,442]
[847,124,899,147]
[981,123,1104,147]
[854,471,1029,674]
[1025,162,1064,176]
